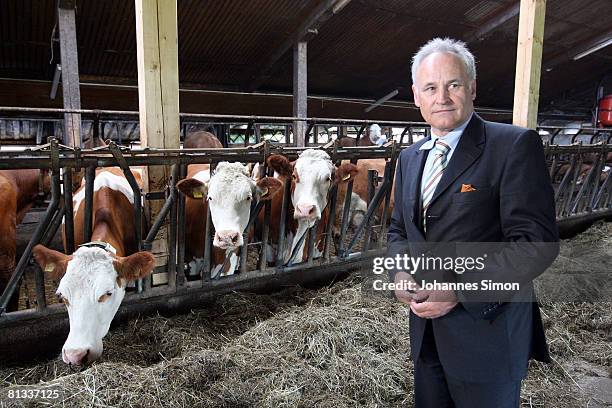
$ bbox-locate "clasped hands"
[394,271,458,319]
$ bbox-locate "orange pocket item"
[461,184,477,192]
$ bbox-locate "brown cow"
[183,131,223,149]
[336,159,395,230]
[0,169,50,312]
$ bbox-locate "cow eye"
[207,196,213,201]
[246,196,252,201]
[292,174,298,181]
[98,291,113,303]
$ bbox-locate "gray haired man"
[387,38,559,407]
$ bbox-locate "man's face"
[412,52,476,136]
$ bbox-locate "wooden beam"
[467,2,520,43]
[135,0,179,279]
[249,0,351,91]
[58,0,81,147]
[293,42,308,147]
[512,0,546,129]
[135,0,179,150]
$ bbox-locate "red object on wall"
[599,94,612,126]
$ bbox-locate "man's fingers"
[395,290,415,305]
[410,301,431,314]
[412,290,430,303]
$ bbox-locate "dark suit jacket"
[387,113,559,382]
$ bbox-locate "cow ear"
[113,252,155,285]
[176,178,208,199]
[32,244,71,280]
[255,177,283,201]
[267,155,293,177]
[335,163,359,184]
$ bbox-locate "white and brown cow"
[337,124,389,147]
[178,131,281,277]
[32,167,155,366]
[265,149,358,263]
[0,169,50,312]
[177,162,283,276]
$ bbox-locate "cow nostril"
[231,233,239,243]
[308,207,315,215]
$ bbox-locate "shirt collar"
[419,112,473,151]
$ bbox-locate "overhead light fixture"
[50,64,62,100]
[573,37,612,60]
[365,89,399,113]
[333,0,351,14]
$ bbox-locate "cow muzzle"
[214,230,243,249]
[294,204,318,221]
[63,347,97,367]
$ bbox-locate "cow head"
[177,162,283,250]
[268,149,358,227]
[32,245,155,366]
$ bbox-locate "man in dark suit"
[387,38,559,407]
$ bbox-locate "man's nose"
[436,87,451,103]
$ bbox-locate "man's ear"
[412,84,420,107]
[32,244,71,280]
[113,252,155,284]
[176,178,208,199]
[335,163,359,184]
[267,155,293,177]
[470,80,477,100]
[255,177,283,201]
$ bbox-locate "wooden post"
[293,41,307,147]
[135,0,180,284]
[58,0,81,147]
[512,0,546,129]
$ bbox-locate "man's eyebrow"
[422,78,462,86]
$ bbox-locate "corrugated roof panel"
[0,0,608,112]
[464,0,502,22]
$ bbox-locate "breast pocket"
[452,187,495,204]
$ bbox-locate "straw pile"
[1,223,611,407]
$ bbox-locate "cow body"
[337,124,388,147]
[0,169,49,312]
[336,159,395,229]
[33,167,155,366]
[183,131,223,149]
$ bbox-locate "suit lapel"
[406,144,429,240]
[428,114,486,206]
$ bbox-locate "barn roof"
[0,0,611,119]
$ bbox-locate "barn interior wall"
[0,79,513,123]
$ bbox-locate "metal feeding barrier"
[546,143,612,229]
[0,109,610,358]
[0,136,401,358]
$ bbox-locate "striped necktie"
[422,139,451,229]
